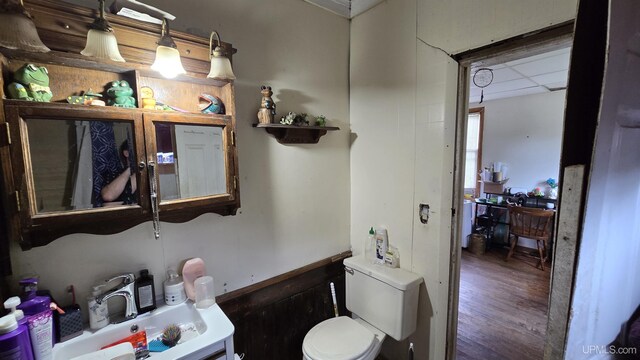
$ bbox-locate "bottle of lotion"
[0,312,34,360]
[16,278,53,360]
[375,227,389,264]
[87,285,109,330]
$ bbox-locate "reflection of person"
[91,120,137,207]
[100,140,137,205]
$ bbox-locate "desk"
[473,199,556,250]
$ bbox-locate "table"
[473,198,556,250]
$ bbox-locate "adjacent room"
[457,46,570,360]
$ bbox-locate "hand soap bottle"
[87,285,109,330]
[135,269,156,314]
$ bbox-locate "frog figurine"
[106,80,136,108]
[7,64,53,102]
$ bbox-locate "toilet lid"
[303,317,376,360]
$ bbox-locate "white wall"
[9,0,351,324]
[566,0,640,358]
[351,0,577,358]
[473,91,566,193]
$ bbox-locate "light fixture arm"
[157,18,177,48]
[88,0,113,32]
[209,31,225,59]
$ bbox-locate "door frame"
[445,21,575,360]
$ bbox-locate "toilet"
[302,255,423,360]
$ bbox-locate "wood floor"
[456,247,551,360]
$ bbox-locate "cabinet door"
[1,103,149,249]
[143,112,237,221]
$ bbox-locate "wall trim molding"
[217,250,351,304]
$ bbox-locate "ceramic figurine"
[67,89,103,105]
[257,85,276,124]
[140,86,157,109]
[199,93,225,114]
[106,80,136,108]
[7,63,53,102]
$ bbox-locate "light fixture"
[207,31,236,80]
[0,0,50,52]
[81,0,125,62]
[151,18,186,79]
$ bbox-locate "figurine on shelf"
[67,89,104,106]
[7,63,53,102]
[140,86,157,109]
[199,94,225,114]
[314,115,327,126]
[106,80,136,108]
[280,112,309,126]
[257,85,276,124]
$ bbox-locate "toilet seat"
[302,317,378,360]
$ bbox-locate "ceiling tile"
[510,53,571,77]
[506,47,571,66]
[483,78,538,94]
[489,67,522,83]
[530,70,568,85]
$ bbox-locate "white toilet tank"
[344,256,423,341]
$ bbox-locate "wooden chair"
[506,205,555,270]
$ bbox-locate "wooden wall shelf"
[254,124,339,144]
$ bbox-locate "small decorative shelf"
[254,123,339,144]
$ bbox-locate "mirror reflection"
[155,123,227,201]
[27,119,137,213]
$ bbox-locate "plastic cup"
[194,276,216,309]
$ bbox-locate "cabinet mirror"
[154,123,227,202]
[27,118,139,213]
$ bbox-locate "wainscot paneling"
[216,251,351,359]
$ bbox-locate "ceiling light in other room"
[0,0,50,52]
[81,0,125,62]
[207,31,236,81]
[151,18,186,79]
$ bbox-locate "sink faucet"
[96,273,137,323]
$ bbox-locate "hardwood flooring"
[456,248,551,360]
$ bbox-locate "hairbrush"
[161,324,181,347]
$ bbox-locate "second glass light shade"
[81,29,125,62]
[151,45,186,79]
[207,55,236,80]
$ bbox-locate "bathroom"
[2,0,639,359]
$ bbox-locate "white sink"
[52,301,234,360]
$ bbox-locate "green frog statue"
[106,80,136,108]
[7,64,53,102]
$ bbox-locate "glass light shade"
[151,45,186,79]
[81,29,125,62]
[207,55,236,80]
[0,13,50,52]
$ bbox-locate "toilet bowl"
[301,255,423,360]
[302,317,386,360]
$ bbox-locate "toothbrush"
[408,342,414,360]
[330,282,339,317]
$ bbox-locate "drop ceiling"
[469,47,571,104]
[303,0,384,18]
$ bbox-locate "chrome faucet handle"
[105,273,135,286]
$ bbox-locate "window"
[464,108,484,196]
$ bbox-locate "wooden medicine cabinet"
[0,0,240,250]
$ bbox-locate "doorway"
[446,23,574,360]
